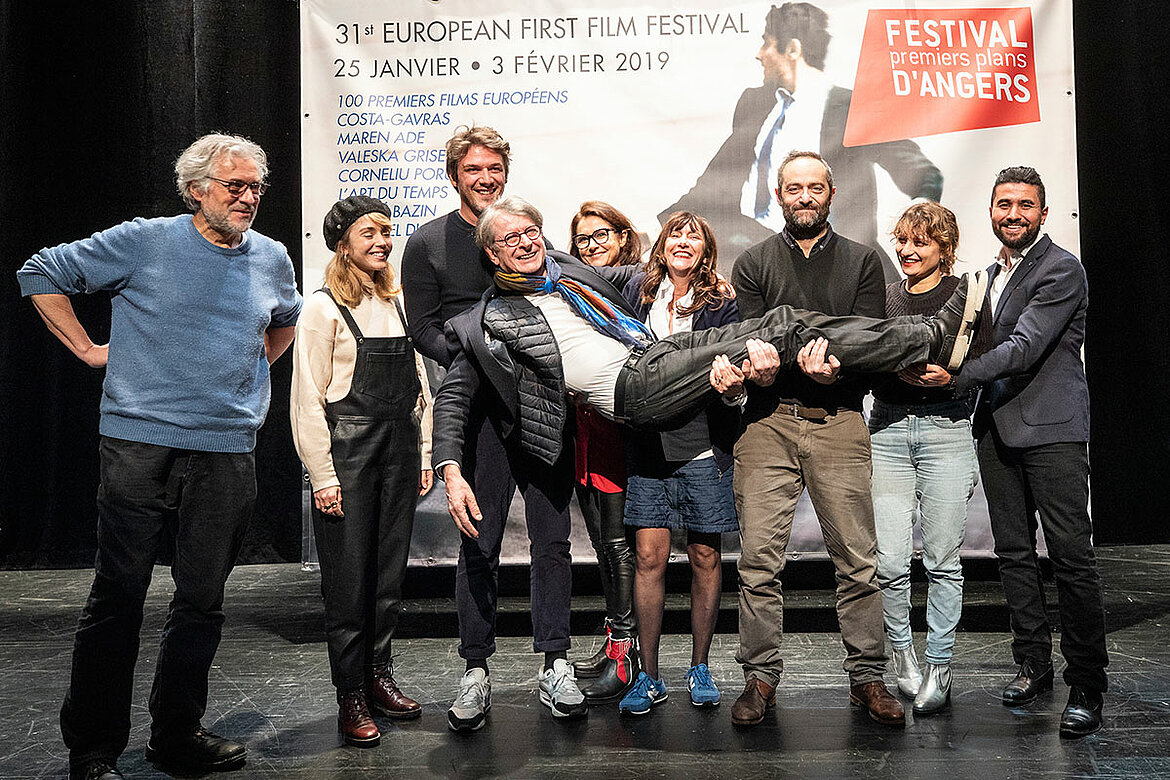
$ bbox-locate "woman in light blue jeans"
[869,202,991,715]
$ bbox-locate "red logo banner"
[844,7,1039,147]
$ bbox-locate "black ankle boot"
[573,624,612,679]
[583,636,639,703]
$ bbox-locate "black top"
[401,210,497,367]
[731,228,886,412]
[871,275,993,406]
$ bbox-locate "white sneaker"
[448,668,491,732]
[538,659,588,719]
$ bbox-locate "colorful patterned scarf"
[494,256,654,349]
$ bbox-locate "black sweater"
[731,228,886,413]
[871,275,993,406]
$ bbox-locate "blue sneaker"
[618,671,668,716]
[687,663,721,707]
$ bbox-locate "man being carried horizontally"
[431,194,985,723]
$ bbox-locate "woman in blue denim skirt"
[870,202,991,715]
[615,212,745,716]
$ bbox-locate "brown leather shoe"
[850,681,906,726]
[369,664,422,719]
[730,677,776,727]
[338,690,381,747]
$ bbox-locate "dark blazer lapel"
[994,234,1051,324]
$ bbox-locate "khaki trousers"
[734,409,888,686]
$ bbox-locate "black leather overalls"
[313,289,421,693]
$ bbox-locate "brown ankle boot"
[369,663,421,719]
[730,677,776,727]
[338,690,380,747]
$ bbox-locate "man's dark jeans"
[61,437,255,767]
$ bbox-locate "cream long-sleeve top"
[291,289,433,492]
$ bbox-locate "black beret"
[323,196,394,251]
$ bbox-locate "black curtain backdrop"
[0,1,1165,567]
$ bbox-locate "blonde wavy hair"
[323,211,401,307]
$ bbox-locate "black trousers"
[61,437,255,767]
[617,305,931,428]
[575,484,635,638]
[314,415,419,692]
[978,432,1108,693]
[456,411,574,658]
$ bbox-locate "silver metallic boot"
[913,662,952,715]
[892,645,923,698]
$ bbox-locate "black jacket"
[432,252,637,468]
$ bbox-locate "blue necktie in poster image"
[300,0,1073,562]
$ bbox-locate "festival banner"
[301,0,1074,564]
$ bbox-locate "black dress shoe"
[1001,660,1054,705]
[70,760,124,780]
[1059,686,1104,738]
[146,727,247,772]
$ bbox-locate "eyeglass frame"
[571,227,623,249]
[206,176,269,197]
[494,224,543,248]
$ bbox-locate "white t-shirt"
[530,293,630,416]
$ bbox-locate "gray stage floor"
[2,546,1168,779]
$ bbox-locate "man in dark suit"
[954,166,1108,738]
[662,2,942,277]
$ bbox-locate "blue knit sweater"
[18,215,302,452]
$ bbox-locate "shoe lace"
[606,637,633,661]
[454,675,485,707]
[630,673,654,698]
[690,664,713,689]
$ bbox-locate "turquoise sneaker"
[687,663,721,707]
[618,671,668,716]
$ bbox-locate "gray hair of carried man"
[174,133,269,210]
[474,195,544,249]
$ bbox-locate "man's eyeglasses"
[572,228,619,249]
[495,225,542,247]
[207,177,269,197]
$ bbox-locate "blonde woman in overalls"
[292,197,433,747]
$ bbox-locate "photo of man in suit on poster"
[662,2,943,278]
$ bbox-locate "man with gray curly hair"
[17,133,301,780]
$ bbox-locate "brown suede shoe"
[850,681,906,726]
[369,665,422,719]
[338,690,381,747]
[730,677,776,727]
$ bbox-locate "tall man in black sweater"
[729,150,904,727]
[401,127,578,732]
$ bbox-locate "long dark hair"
[639,211,733,317]
[568,200,642,267]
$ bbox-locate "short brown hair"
[445,125,511,181]
[891,201,960,274]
